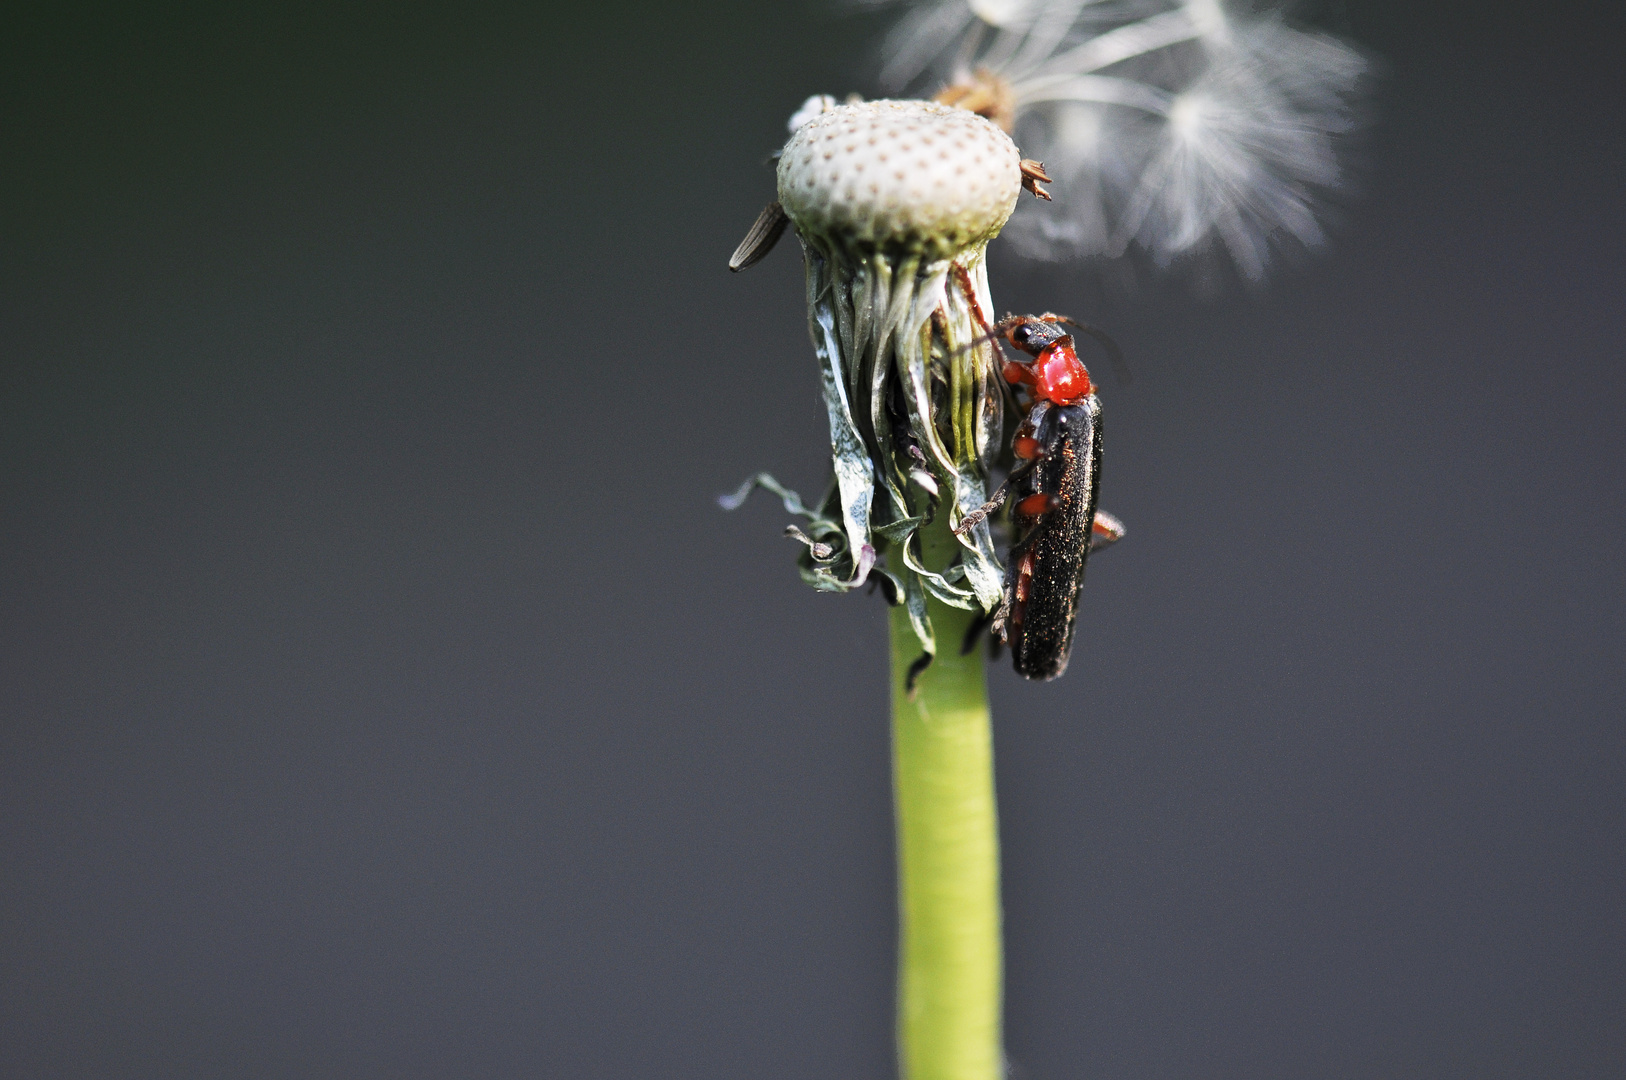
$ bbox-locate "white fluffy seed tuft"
[777,100,1022,259]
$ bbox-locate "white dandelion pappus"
[861,0,1367,277]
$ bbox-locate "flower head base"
[729,100,1034,661]
[868,0,1368,278]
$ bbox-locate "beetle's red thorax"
[1033,342,1092,404]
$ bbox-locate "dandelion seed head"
[777,99,1022,259]
[866,0,1368,277]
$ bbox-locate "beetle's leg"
[1090,509,1126,552]
[952,486,1008,537]
[995,369,1033,419]
[952,455,1040,537]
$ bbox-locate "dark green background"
[3,3,1622,1077]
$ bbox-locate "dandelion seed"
[861,0,1368,277]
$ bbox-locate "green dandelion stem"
[889,514,1002,1080]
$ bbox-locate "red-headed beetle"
[956,313,1125,681]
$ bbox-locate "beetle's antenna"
[945,319,1020,360]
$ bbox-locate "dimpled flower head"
[727,99,1043,666]
[863,0,1368,278]
[777,99,1020,259]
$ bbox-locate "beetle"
[955,313,1125,681]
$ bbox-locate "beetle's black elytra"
[999,397,1102,681]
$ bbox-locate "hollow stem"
[888,513,1002,1080]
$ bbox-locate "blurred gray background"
[3,2,1622,1077]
